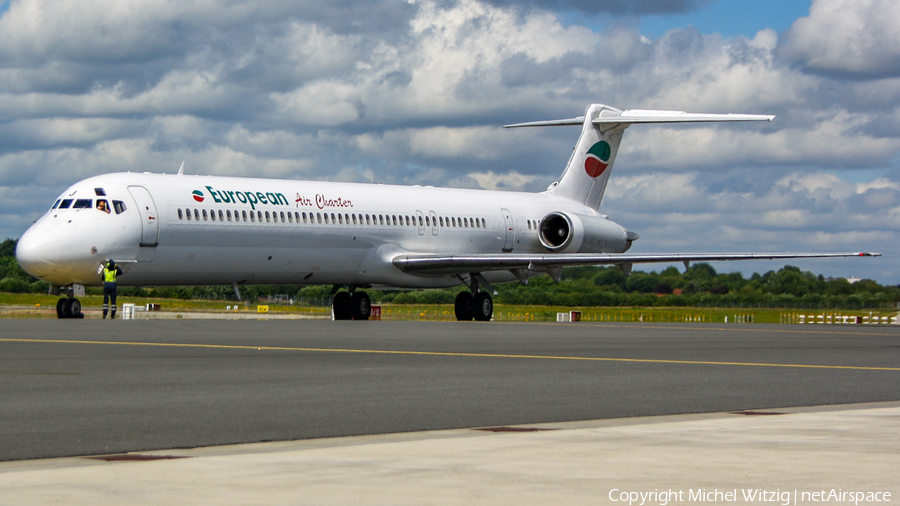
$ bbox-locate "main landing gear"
[454,291,493,321]
[454,274,494,321]
[332,289,371,320]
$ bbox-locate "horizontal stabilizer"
[504,108,773,128]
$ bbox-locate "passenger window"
[73,199,92,209]
[250,211,256,222]
[186,209,192,220]
[202,209,208,221]
[211,210,216,221]
[317,213,322,223]
[482,218,486,228]
[226,210,232,221]
[178,209,184,220]
[218,210,224,221]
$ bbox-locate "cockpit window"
[94,188,106,196]
[96,200,110,214]
[52,199,61,209]
[112,200,127,214]
[59,199,73,209]
[73,199,93,209]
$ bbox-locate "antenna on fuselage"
[177,161,185,176]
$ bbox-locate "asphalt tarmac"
[1,319,899,461]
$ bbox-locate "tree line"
[2,238,897,309]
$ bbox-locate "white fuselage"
[17,172,631,289]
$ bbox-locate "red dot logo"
[192,190,205,202]
[584,141,611,178]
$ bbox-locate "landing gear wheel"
[67,298,83,319]
[56,298,68,319]
[454,292,474,321]
[350,292,371,320]
[473,292,493,321]
[332,292,351,320]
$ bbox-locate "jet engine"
[538,211,636,254]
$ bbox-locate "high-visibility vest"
[103,267,117,283]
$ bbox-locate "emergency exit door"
[128,186,160,247]
[501,208,514,252]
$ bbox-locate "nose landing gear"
[55,285,84,319]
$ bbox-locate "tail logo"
[192,190,205,202]
[584,141,611,178]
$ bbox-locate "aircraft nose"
[16,226,60,278]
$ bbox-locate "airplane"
[15,103,879,320]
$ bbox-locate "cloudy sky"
[1,0,898,283]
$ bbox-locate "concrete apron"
[1,402,897,506]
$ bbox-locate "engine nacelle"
[538,211,635,253]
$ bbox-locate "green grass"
[0,292,895,323]
[377,304,896,324]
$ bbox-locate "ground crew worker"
[101,260,123,319]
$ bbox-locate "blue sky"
[639,0,812,38]
[0,0,898,283]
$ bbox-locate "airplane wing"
[393,252,880,276]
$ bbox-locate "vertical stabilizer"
[550,104,624,211]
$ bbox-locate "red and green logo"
[192,190,205,202]
[584,140,611,178]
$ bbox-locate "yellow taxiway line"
[2,337,899,372]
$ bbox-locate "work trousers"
[103,282,117,319]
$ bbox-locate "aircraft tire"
[473,292,493,321]
[332,292,351,320]
[350,292,371,320]
[454,292,474,321]
[56,298,68,319]
[67,298,82,318]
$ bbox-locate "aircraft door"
[128,186,160,247]
[415,210,425,236]
[429,211,439,236]
[501,208,514,252]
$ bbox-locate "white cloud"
[778,0,900,77]
[467,170,538,190]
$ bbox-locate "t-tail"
[505,104,774,211]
